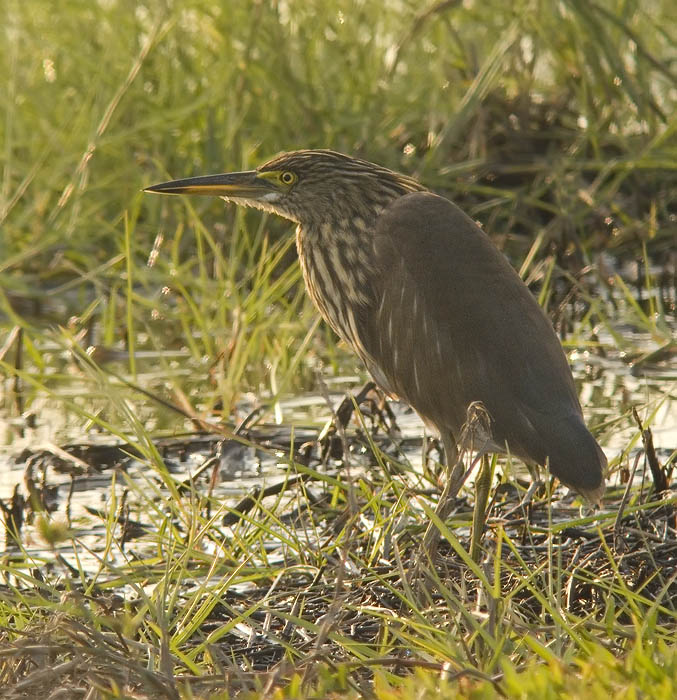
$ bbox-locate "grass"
[0,0,676,697]
[1,428,676,698]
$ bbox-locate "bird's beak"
[144,170,271,198]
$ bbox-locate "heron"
[145,149,606,522]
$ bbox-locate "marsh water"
[0,264,675,572]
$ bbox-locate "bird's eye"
[280,171,296,185]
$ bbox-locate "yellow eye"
[280,171,296,185]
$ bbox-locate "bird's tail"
[548,414,607,505]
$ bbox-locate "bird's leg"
[445,434,466,498]
[419,433,462,562]
[470,454,494,563]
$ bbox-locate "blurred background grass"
[1,0,675,434]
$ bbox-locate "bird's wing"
[354,191,593,478]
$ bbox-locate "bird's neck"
[294,214,374,348]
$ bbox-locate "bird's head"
[145,149,424,229]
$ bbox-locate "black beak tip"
[144,182,181,195]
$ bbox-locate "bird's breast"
[295,223,373,359]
